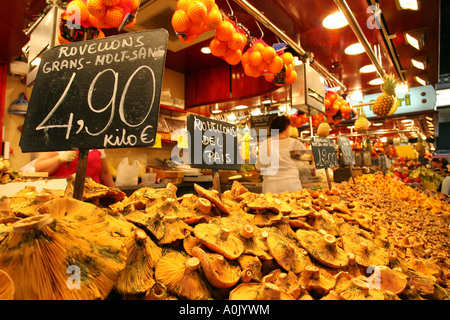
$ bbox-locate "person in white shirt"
[255,115,306,193]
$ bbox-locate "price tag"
[186,114,241,170]
[338,136,356,165]
[19,29,168,152]
[311,137,339,169]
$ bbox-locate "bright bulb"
[344,43,365,55]
[322,11,348,29]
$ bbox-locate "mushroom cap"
[246,193,292,215]
[299,264,336,297]
[335,273,384,300]
[296,229,349,268]
[266,230,309,274]
[154,251,211,300]
[194,223,244,260]
[265,269,303,299]
[237,254,263,282]
[367,266,408,296]
[310,210,340,236]
[194,184,230,215]
[229,282,295,300]
[341,233,389,267]
[191,246,241,289]
[230,181,249,198]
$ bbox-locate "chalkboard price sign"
[19,29,168,152]
[338,136,356,165]
[311,137,339,169]
[186,114,241,170]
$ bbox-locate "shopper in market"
[431,158,449,176]
[255,115,306,193]
[34,149,116,187]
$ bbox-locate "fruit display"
[209,17,248,65]
[172,0,224,44]
[372,73,399,117]
[354,107,370,134]
[0,176,449,300]
[289,111,309,128]
[59,0,140,43]
[0,157,22,184]
[317,118,330,138]
[325,91,356,125]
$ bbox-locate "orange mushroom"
[298,265,336,298]
[194,222,244,259]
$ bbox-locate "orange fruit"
[261,46,276,64]
[105,5,125,27]
[177,0,190,11]
[200,0,215,11]
[268,55,283,74]
[244,63,261,78]
[248,51,262,67]
[285,63,293,77]
[227,32,245,51]
[264,73,275,82]
[241,51,249,66]
[209,38,227,57]
[102,0,120,6]
[87,0,107,17]
[257,61,268,73]
[285,70,297,84]
[171,10,191,33]
[252,42,265,53]
[189,19,205,34]
[89,13,107,28]
[224,49,242,65]
[205,8,222,30]
[67,0,90,25]
[129,0,140,12]
[281,52,294,66]
[216,20,235,42]
[187,1,207,24]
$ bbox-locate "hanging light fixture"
[322,11,349,29]
[404,28,426,50]
[395,0,421,11]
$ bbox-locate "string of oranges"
[325,91,356,125]
[59,0,140,44]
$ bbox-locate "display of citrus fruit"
[172,9,191,33]
[216,20,235,42]
[205,8,222,30]
[105,5,125,27]
[87,0,107,17]
[187,0,208,24]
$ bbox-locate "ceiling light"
[344,42,365,55]
[401,119,413,123]
[211,109,222,114]
[404,29,425,50]
[201,47,211,54]
[415,75,428,86]
[396,0,420,10]
[210,104,222,114]
[372,122,384,126]
[395,83,409,94]
[261,98,272,104]
[359,64,377,73]
[411,57,427,70]
[368,78,384,85]
[251,108,262,116]
[235,105,248,110]
[322,11,348,29]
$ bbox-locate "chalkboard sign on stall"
[19,29,168,152]
[338,136,356,166]
[311,137,339,170]
[187,114,241,171]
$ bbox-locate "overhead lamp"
[368,78,384,85]
[404,29,426,50]
[411,56,427,70]
[201,47,211,54]
[210,104,222,114]
[359,64,377,73]
[322,11,348,29]
[395,0,421,11]
[414,75,428,86]
[235,105,248,110]
[251,108,262,116]
[395,83,409,94]
[344,42,365,55]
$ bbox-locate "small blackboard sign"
[186,114,241,170]
[338,136,356,165]
[311,137,339,169]
[19,29,168,152]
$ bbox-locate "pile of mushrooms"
[0,176,449,300]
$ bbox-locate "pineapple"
[372,73,398,117]
[317,118,330,137]
[354,107,370,134]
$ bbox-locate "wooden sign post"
[338,136,357,183]
[186,114,241,193]
[19,29,169,199]
[310,137,339,190]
